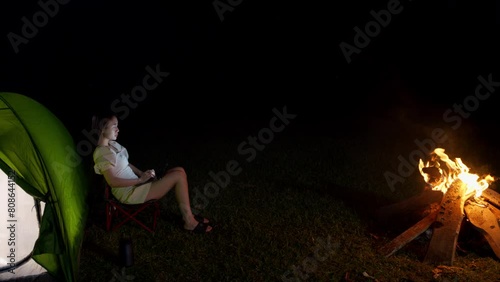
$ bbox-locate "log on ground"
[464,201,500,259]
[378,207,439,258]
[424,179,467,266]
[375,190,443,223]
[482,188,500,209]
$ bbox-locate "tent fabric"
[0,92,88,282]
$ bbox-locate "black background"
[1,0,499,148]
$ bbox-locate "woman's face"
[102,116,119,141]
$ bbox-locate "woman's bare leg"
[145,167,211,232]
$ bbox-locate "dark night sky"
[1,1,499,149]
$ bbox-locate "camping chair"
[100,177,161,234]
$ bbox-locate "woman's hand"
[138,169,156,184]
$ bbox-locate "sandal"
[187,221,212,234]
[194,214,210,224]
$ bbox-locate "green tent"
[0,92,89,281]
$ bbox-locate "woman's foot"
[184,216,212,233]
[194,214,209,224]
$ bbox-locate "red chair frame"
[104,181,160,234]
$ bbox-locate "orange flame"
[418,148,495,198]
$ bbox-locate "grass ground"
[79,113,500,282]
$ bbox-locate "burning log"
[487,204,500,222]
[424,179,467,266]
[481,188,500,209]
[378,148,499,265]
[481,188,500,222]
[464,200,500,258]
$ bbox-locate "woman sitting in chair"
[92,113,213,233]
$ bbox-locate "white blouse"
[93,141,139,188]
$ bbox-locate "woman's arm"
[130,163,156,180]
[102,167,149,188]
[129,164,143,177]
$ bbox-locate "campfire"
[378,148,500,266]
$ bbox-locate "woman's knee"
[167,167,186,177]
